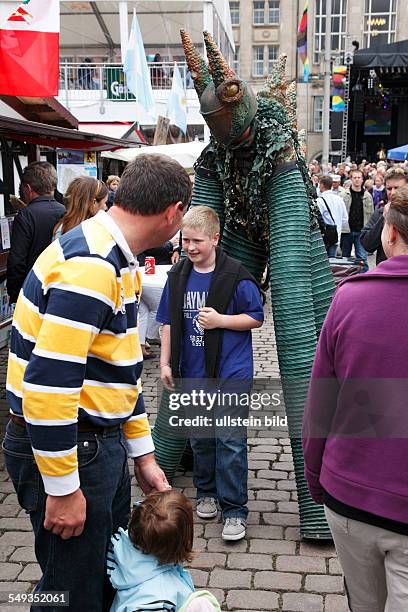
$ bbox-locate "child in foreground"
[108,490,220,612]
[157,206,264,541]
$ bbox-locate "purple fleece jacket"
[303,255,408,523]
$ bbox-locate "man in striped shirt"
[4,154,192,611]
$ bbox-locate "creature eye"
[216,78,244,103]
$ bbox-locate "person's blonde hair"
[54,177,108,235]
[182,205,220,237]
[106,175,120,189]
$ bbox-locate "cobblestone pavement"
[0,299,350,611]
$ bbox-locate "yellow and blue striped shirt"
[6,211,154,496]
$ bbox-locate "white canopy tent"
[102,140,206,168]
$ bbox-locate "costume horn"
[258,53,288,103]
[203,30,235,88]
[180,29,212,98]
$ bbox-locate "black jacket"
[7,196,65,302]
[360,208,386,265]
[167,247,260,378]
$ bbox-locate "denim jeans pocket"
[2,428,39,513]
[77,435,100,469]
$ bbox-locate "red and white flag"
[0,1,59,97]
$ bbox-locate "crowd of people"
[310,159,408,272]
[3,153,408,611]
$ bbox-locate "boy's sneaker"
[222,518,246,541]
[196,497,218,519]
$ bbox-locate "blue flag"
[167,62,187,134]
[124,10,156,123]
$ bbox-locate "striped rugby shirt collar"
[93,209,138,270]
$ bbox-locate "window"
[233,46,240,74]
[252,45,279,77]
[313,96,324,132]
[314,0,347,64]
[253,1,265,25]
[253,1,280,25]
[268,0,280,24]
[229,1,240,26]
[252,46,264,77]
[364,0,396,47]
[268,45,278,73]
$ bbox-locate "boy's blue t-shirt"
[156,268,264,379]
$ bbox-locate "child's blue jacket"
[108,528,195,612]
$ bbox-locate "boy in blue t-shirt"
[156,206,264,541]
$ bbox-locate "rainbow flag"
[297,1,309,83]
[331,66,347,112]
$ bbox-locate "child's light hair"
[182,205,220,238]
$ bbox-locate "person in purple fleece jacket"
[303,185,408,612]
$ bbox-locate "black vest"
[167,247,260,378]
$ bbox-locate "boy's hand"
[198,307,223,330]
[161,364,174,390]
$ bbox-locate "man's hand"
[160,364,174,390]
[198,307,223,330]
[44,489,86,540]
[134,453,171,494]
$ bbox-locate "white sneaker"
[222,517,246,541]
[196,497,218,519]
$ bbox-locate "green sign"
[106,67,135,101]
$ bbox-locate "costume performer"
[153,30,335,539]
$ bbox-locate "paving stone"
[0,484,15,494]
[284,527,301,541]
[277,501,299,514]
[227,553,273,570]
[250,539,296,555]
[257,470,289,480]
[305,574,343,593]
[0,564,22,581]
[209,568,251,589]
[263,512,300,527]
[246,525,283,540]
[256,489,290,501]
[255,570,302,591]
[271,462,294,471]
[226,589,279,610]
[276,555,326,574]
[300,542,336,557]
[188,568,208,588]
[0,582,32,602]
[207,589,224,606]
[192,537,206,551]
[0,548,14,564]
[190,553,226,569]
[283,593,324,611]
[246,512,260,525]
[1,495,18,506]
[0,519,31,532]
[248,478,277,490]
[17,565,41,582]
[207,538,247,553]
[248,461,270,470]
[248,453,277,461]
[329,558,343,575]
[0,534,34,548]
[247,500,276,512]
[277,480,297,491]
[325,594,350,612]
[0,507,20,518]
[8,549,36,564]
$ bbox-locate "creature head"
[181,30,257,147]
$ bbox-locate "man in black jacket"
[7,162,65,303]
[360,167,407,265]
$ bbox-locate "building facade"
[230,0,408,161]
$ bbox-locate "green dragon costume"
[152,30,335,539]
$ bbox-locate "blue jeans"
[189,385,248,520]
[2,421,131,612]
[341,231,368,272]
[326,243,338,257]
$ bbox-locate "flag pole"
[322,0,332,172]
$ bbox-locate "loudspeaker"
[353,92,365,122]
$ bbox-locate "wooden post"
[153,115,170,145]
